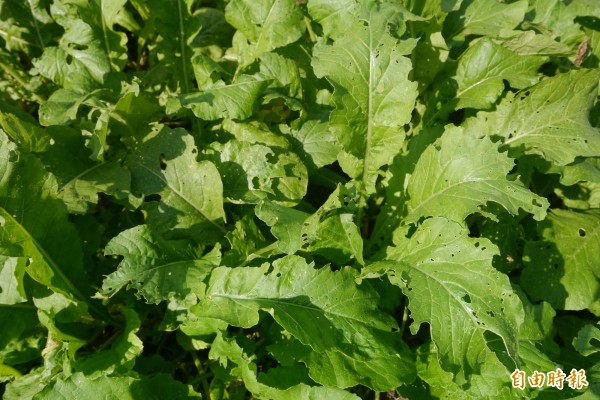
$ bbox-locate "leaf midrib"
[0,208,87,302]
[136,162,226,233]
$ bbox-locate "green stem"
[100,0,114,71]
[239,242,279,268]
[400,298,409,336]
[190,351,211,398]
[304,16,317,42]
[27,0,45,49]
[0,61,46,104]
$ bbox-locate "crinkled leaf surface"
[209,135,308,207]
[101,225,220,303]
[312,6,418,196]
[522,209,600,311]
[196,255,415,390]
[362,217,524,377]
[405,126,548,224]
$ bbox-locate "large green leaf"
[143,0,202,92]
[0,131,89,302]
[127,126,226,243]
[473,69,600,166]
[307,0,360,39]
[225,0,305,66]
[312,6,418,199]
[362,217,525,377]
[445,0,527,38]
[101,225,220,304]
[405,126,548,224]
[521,209,600,311]
[455,39,546,109]
[196,255,416,390]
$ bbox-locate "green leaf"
[209,122,308,206]
[0,132,90,302]
[209,332,361,399]
[445,0,527,38]
[255,202,309,254]
[0,256,28,304]
[312,6,418,198]
[362,217,524,377]
[180,77,270,121]
[573,323,600,356]
[127,126,227,242]
[521,209,600,311]
[31,372,201,399]
[0,111,130,213]
[143,0,202,92]
[0,306,43,367]
[257,186,364,265]
[225,0,305,66]
[33,10,111,91]
[307,0,359,39]
[57,162,130,214]
[530,0,600,47]
[288,120,342,170]
[405,126,548,224]
[498,69,600,166]
[196,255,416,390]
[498,30,573,56]
[455,39,546,109]
[102,225,219,303]
[74,308,142,376]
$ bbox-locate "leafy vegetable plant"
[1,0,600,398]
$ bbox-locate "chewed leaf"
[362,217,524,377]
[497,69,600,166]
[102,225,220,304]
[522,209,600,311]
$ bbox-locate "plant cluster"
[1,0,599,399]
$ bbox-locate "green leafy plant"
[1,0,599,398]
